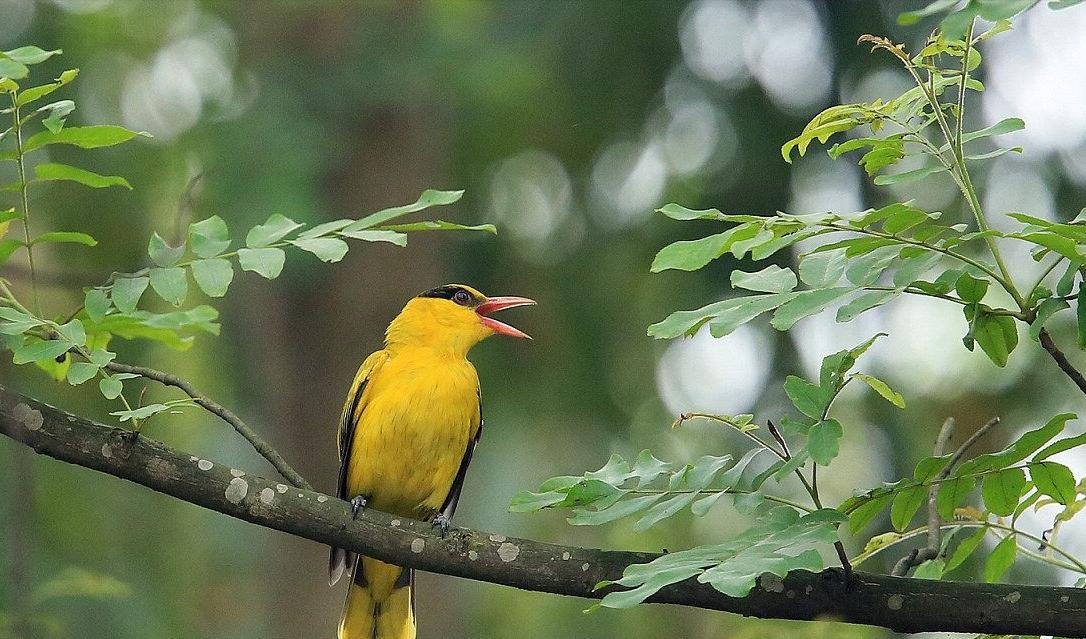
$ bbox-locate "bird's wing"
[329,349,388,586]
[437,389,483,521]
[336,349,388,500]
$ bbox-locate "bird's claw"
[431,513,451,537]
[350,495,368,519]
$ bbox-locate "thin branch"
[891,417,955,577]
[1038,328,1086,396]
[102,361,312,490]
[944,416,1001,473]
[4,385,1086,637]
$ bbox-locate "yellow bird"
[329,284,534,639]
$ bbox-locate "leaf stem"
[9,92,41,316]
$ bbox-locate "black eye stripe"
[419,285,479,306]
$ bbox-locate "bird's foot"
[349,495,368,519]
[431,513,451,537]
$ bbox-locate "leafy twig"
[102,361,312,490]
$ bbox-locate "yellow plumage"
[331,285,533,639]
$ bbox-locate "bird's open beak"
[476,296,535,339]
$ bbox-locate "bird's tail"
[338,556,415,639]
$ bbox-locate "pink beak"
[475,296,535,339]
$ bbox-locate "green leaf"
[297,219,354,239]
[55,319,86,346]
[39,99,75,133]
[957,414,1075,476]
[782,111,866,162]
[1028,461,1076,505]
[848,493,892,534]
[730,265,797,293]
[808,419,843,466]
[99,375,123,400]
[110,277,148,313]
[345,189,465,230]
[508,490,568,512]
[190,259,234,298]
[34,162,131,189]
[984,535,1017,582]
[936,476,976,519]
[290,237,349,263]
[657,203,724,221]
[148,267,187,306]
[378,220,496,234]
[972,311,1018,368]
[873,165,947,185]
[1031,297,1069,341]
[0,239,22,264]
[1078,282,1086,349]
[15,69,78,106]
[110,403,172,422]
[784,375,827,419]
[338,229,408,246]
[599,507,841,606]
[845,245,901,286]
[837,289,899,322]
[651,232,733,273]
[981,468,1027,516]
[0,57,28,80]
[0,308,42,335]
[945,527,987,572]
[66,362,99,386]
[246,214,302,248]
[3,46,61,65]
[890,485,927,531]
[84,288,110,323]
[852,373,905,408]
[898,0,960,24]
[1033,431,1086,461]
[237,247,286,279]
[647,293,797,340]
[798,249,846,287]
[13,339,71,364]
[913,558,945,580]
[30,231,96,246]
[770,287,852,330]
[959,118,1026,146]
[22,125,146,152]
[147,232,184,267]
[955,273,989,303]
[566,494,663,526]
[188,216,231,258]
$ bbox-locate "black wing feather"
[437,390,483,521]
[328,374,369,586]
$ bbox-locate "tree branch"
[1038,327,1086,396]
[3,384,1086,637]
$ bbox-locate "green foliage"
[0,49,497,421]
[595,508,844,607]
[517,2,1086,615]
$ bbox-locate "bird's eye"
[453,289,472,305]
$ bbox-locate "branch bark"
[1039,327,1086,396]
[3,384,1086,637]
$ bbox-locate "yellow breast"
[345,348,480,519]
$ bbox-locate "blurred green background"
[3,1,1086,637]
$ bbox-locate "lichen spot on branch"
[13,403,43,431]
[498,542,520,562]
[225,477,248,504]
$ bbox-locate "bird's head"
[386,284,535,355]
